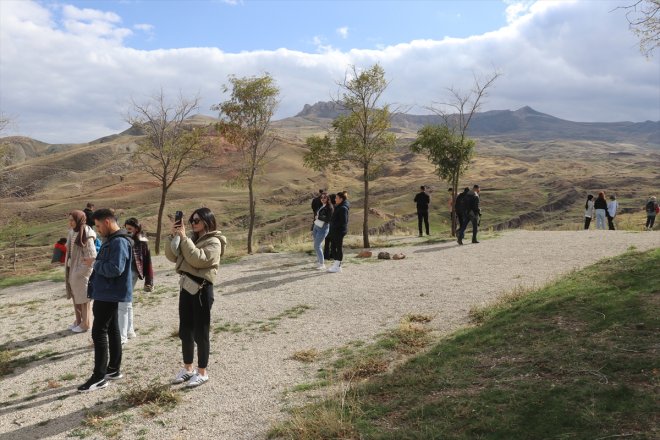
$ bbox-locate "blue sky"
[56,0,510,52]
[0,0,658,143]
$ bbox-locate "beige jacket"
[65,226,97,303]
[165,230,227,284]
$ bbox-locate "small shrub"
[291,349,319,363]
[121,381,180,415]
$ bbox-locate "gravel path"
[0,230,658,439]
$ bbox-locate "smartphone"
[174,211,183,225]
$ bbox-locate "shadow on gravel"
[4,329,78,350]
[413,242,461,254]
[0,384,78,417]
[0,397,124,440]
[221,265,315,288]
[221,272,321,296]
[238,259,310,273]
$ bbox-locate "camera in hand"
[174,211,183,225]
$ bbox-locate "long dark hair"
[585,194,593,210]
[189,207,217,241]
[124,217,144,240]
[321,193,334,216]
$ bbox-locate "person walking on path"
[165,208,226,388]
[454,187,470,239]
[584,194,595,229]
[594,192,608,230]
[119,217,154,344]
[77,208,133,393]
[323,193,336,261]
[645,196,658,230]
[414,186,430,236]
[65,211,97,333]
[83,203,95,228]
[607,195,618,230]
[312,194,333,270]
[458,185,481,245]
[327,191,349,273]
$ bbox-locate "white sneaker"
[67,323,78,330]
[327,261,342,273]
[186,372,209,388]
[71,325,87,333]
[172,368,195,384]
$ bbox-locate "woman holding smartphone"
[165,208,226,388]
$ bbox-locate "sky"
[0,0,659,144]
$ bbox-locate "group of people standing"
[310,189,350,273]
[584,193,658,231]
[63,204,226,393]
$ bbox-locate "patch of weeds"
[469,285,532,324]
[59,373,76,381]
[342,357,389,380]
[389,321,432,353]
[82,410,123,438]
[68,427,91,438]
[290,380,330,393]
[404,313,433,323]
[213,322,243,334]
[221,255,242,265]
[290,349,319,363]
[121,380,180,417]
[47,379,62,389]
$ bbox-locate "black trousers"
[647,216,656,229]
[417,211,429,235]
[458,213,478,241]
[330,232,345,262]
[584,217,592,230]
[91,300,122,378]
[323,235,333,259]
[179,283,214,369]
[607,215,615,230]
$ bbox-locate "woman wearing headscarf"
[65,210,97,332]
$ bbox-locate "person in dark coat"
[323,193,336,260]
[454,187,470,238]
[458,185,481,245]
[83,203,95,227]
[414,186,430,236]
[327,191,349,273]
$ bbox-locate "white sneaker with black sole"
[172,368,196,384]
[77,375,108,393]
[186,372,209,388]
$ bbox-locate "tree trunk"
[363,165,370,248]
[450,175,459,237]
[247,178,255,254]
[154,181,168,255]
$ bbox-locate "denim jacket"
[87,229,133,303]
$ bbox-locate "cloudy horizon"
[0,0,658,144]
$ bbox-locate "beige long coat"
[65,226,97,304]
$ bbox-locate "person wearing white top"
[607,195,618,230]
[584,194,595,230]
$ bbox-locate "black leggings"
[584,217,592,230]
[330,232,345,262]
[179,283,214,369]
[647,216,656,229]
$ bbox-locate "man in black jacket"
[454,187,470,242]
[414,186,430,236]
[458,184,481,245]
[83,203,95,227]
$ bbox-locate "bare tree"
[619,0,660,57]
[425,71,500,236]
[126,90,211,254]
[212,74,280,254]
[0,216,28,272]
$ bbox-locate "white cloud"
[134,23,154,32]
[336,26,349,39]
[0,0,658,143]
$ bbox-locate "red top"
[54,243,67,263]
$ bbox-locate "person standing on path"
[119,217,154,344]
[327,191,349,273]
[165,208,226,388]
[454,187,470,240]
[414,186,430,236]
[645,196,658,230]
[65,211,97,333]
[458,185,481,244]
[584,194,595,229]
[78,209,133,393]
[607,195,618,230]
[312,194,333,270]
[594,192,608,230]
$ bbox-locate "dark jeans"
[330,232,345,262]
[91,300,122,378]
[323,235,333,260]
[417,211,429,235]
[584,217,592,230]
[179,282,214,369]
[647,215,656,229]
[607,215,615,230]
[458,213,479,241]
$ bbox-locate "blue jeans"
[595,209,607,230]
[313,224,330,265]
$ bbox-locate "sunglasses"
[189,218,202,225]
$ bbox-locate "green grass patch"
[0,269,65,289]
[270,249,660,439]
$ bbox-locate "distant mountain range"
[295,101,660,146]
